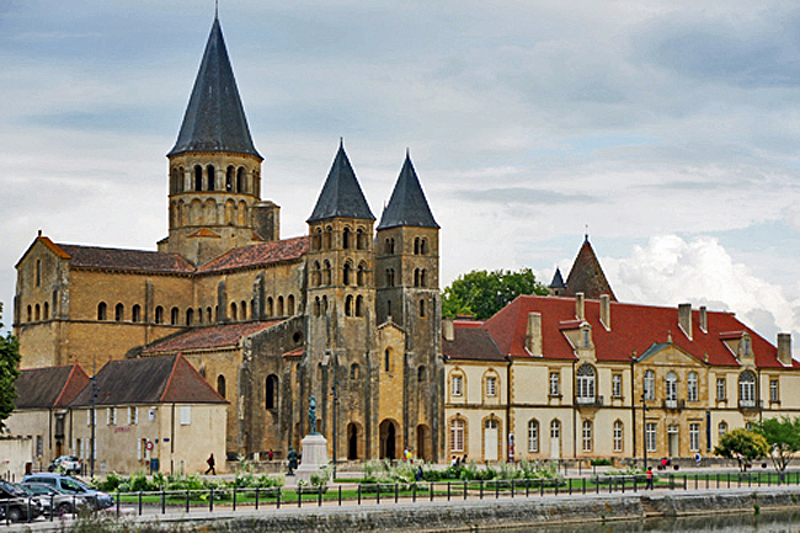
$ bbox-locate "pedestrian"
[660,457,667,470]
[205,453,216,475]
[267,449,274,461]
[645,466,654,490]
[737,452,743,471]
[462,454,468,465]
[451,455,458,467]
[415,465,423,482]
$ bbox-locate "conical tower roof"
[307,142,375,223]
[565,237,617,300]
[168,17,260,158]
[549,267,566,289]
[377,152,439,230]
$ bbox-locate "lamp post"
[640,393,648,470]
[90,375,98,477]
[330,380,339,479]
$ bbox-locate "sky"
[1,1,799,356]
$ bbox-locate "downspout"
[171,403,176,475]
[506,357,512,462]
[757,368,763,422]
[630,353,636,465]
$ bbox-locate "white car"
[48,456,81,475]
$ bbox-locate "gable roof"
[168,17,260,158]
[482,295,797,369]
[196,236,308,273]
[377,153,439,230]
[307,142,375,223]
[142,321,283,354]
[443,322,505,362]
[55,243,195,274]
[564,238,616,301]
[15,364,90,409]
[69,355,226,406]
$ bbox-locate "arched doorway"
[416,424,430,462]
[347,422,362,460]
[379,419,399,460]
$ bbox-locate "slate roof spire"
[168,17,260,158]
[549,267,566,289]
[307,141,375,222]
[377,151,439,230]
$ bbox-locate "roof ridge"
[51,363,78,407]
[159,355,180,402]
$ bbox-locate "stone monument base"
[290,433,329,487]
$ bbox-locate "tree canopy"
[0,303,21,431]
[753,416,800,473]
[442,268,549,320]
[713,428,769,471]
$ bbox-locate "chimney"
[778,333,792,366]
[525,312,542,357]
[699,306,707,333]
[678,303,692,340]
[575,293,585,321]
[599,294,611,330]
[443,318,455,342]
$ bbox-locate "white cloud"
[603,235,800,358]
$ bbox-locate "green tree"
[441,268,549,320]
[0,303,21,431]
[753,416,800,475]
[713,428,769,471]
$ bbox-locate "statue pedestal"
[291,433,328,487]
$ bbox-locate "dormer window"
[741,335,751,357]
[581,327,590,349]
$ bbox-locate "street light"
[330,381,339,480]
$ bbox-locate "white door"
[668,425,679,457]
[550,420,561,459]
[485,420,498,461]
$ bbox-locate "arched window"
[170,307,179,325]
[418,365,427,382]
[450,418,465,453]
[528,419,539,453]
[313,261,321,286]
[226,166,234,192]
[355,295,363,317]
[155,306,163,324]
[35,260,41,286]
[240,300,247,321]
[194,165,203,191]
[345,295,354,317]
[287,295,295,315]
[313,228,322,251]
[97,302,107,321]
[576,364,595,403]
[43,302,49,320]
[35,304,40,321]
[324,226,332,249]
[350,363,360,380]
[237,167,245,193]
[384,349,391,372]
[718,421,728,441]
[206,165,215,191]
[665,371,678,402]
[582,420,593,452]
[387,300,392,317]
[230,302,238,321]
[197,307,203,324]
[343,227,351,249]
[421,270,427,288]
[132,304,141,323]
[421,238,428,255]
[687,371,698,402]
[414,269,420,287]
[206,307,212,323]
[419,299,425,317]
[357,262,366,286]
[266,375,279,410]
[385,238,395,254]
[739,371,756,407]
[313,297,321,316]
[386,268,395,287]
[277,296,284,316]
[356,229,366,250]
[414,237,420,255]
[324,261,332,285]
[215,305,219,322]
[322,296,328,314]
[250,300,256,319]
[266,297,273,317]
[613,420,623,452]
[26,305,31,322]
[217,375,226,399]
[186,308,194,326]
[343,262,352,285]
[644,370,655,400]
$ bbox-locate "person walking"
[205,453,216,475]
[645,466,654,490]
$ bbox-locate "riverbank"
[7,485,800,532]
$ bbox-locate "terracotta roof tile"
[15,364,90,409]
[57,244,195,274]
[197,236,309,273]
[143,321,282,353]
[483,295,796,369]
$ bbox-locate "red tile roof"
[143,321,282,353]
[69,354,226,406]
[482,295,796,369]
[197,236,309,274]
[57,243,195,274]
[15,364,90,409]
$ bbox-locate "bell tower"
[159,16,280,265]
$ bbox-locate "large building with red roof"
[13,15,443,469]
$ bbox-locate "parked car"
[0,480,43,523]
[48,455,81,475]
[21,474,112,510]
[19,482,88,517]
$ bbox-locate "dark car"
[21,474,112,510]
[19,482,88,516]
[0,480,43,523]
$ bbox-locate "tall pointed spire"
[307,142,375,222]
[168,17,260,158]
[377,152,439,230]
[564,237,617,301]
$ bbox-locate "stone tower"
[304,142,378,460]
[159,16,280,266]
[375,153,444,462]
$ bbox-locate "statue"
[287,445,299,475]
[308,394,318,435]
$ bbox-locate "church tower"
[159,16,280,266]
[304,142,378,459]
[375,153,443,462]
